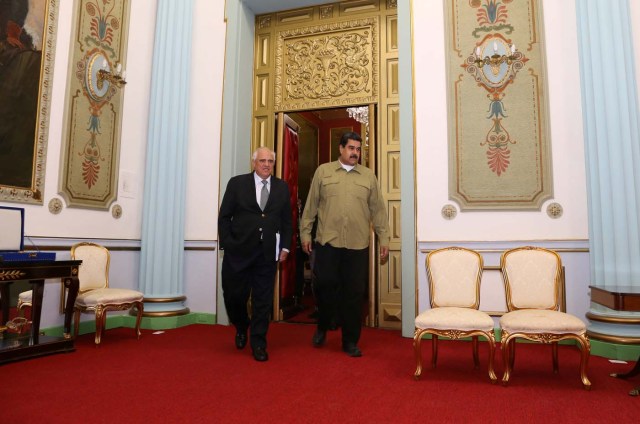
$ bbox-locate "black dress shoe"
[312,329,326,347]
[235,331,247,350]
[252,346,269,362]
[342,343,362,357]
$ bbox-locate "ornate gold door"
[254,0,401,329]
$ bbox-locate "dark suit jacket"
[219,172,293,262]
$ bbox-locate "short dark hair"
[339,131,362,147]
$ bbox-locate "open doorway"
[276,107,370,326]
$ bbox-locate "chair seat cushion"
[76,288,144,307]
[415,307,494,332]
[19,290,32,302]
[500,309,586,335]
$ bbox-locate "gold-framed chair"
[413,247,497,381]
[499,246,591,389]
[72,242,144,345]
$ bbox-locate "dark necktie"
[260,179,269,210]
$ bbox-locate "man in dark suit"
[219,147,293,362]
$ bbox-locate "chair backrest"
[71,242,110,292]
[426,247,483,308]
[501,246,561,311]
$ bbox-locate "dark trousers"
[221,248,277,350]
[313,243,368,346]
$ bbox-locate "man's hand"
[380,246,389,262]
[279,250,289,262]
[302,241,313,255]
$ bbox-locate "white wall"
[413,0,589,242]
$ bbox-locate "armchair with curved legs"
[413,247,497,382]
[499,246,591,389]
[72,242,144,345]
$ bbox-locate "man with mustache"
[300,131,389,357]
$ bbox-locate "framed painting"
[0,0,59,204]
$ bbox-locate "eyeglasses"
[257,159,275,165]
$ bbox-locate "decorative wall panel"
[274,17,378,112]
[445,0,552,210]
[59,0,130,209]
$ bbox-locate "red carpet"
[1,323,639,423]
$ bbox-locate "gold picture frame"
[0,0,59,204]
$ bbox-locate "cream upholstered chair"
[499,246,591,389]
[414,247,496,381]
[17,291,32,316]
[72,242,144,345]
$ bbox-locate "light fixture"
[474,42,519,75]
[97,59,127,90]
[346,106,369,125]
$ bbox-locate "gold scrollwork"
[0,270,27,281]
[285,32,371,100]
[275,18,379,111]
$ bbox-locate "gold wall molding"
[274,17,379,111]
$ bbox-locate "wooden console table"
[0,260,81,364]
[590,285,640,396]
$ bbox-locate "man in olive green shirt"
[300,131,389,357]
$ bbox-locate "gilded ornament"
[275,18,378,111]
[319,6,333,19]
[0,270,27,281]
[546,202,563,219]
[259,15,271,28]
[48,198,63,214]
[112,204,123,219]
[441,204,458,220]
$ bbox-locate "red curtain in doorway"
[281,125,299,300]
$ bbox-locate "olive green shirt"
[300,161,390,250]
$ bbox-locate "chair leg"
[552,341,559,374]
[575,336,592,390]
[134,301,144,339]
[509,339,516,370]
[472,335,480,369]
[486,335,497,382]
[413,330,424,380]
[94,307,105,345]
[502,336,514,386]
[431,335,438,368]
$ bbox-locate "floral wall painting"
[0,0,58,204]
[445,0,553,210]
[59,0,130,209]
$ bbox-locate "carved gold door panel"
[254,0,400,329]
